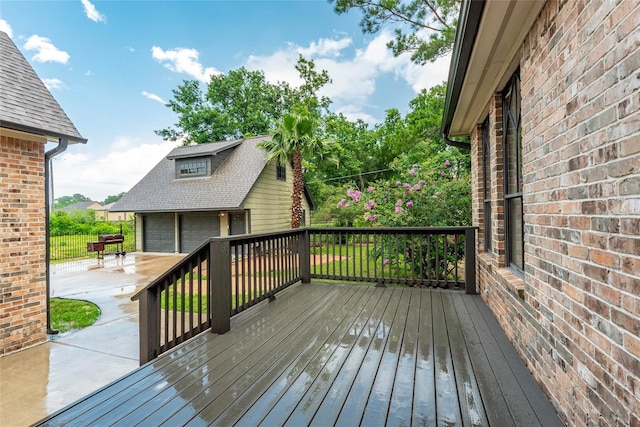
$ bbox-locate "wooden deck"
[37,283,562,426]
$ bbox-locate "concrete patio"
[0,253,183,426]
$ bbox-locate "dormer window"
[177,157,210,178]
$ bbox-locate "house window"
[177,158,208,178]
[276,163,286,181]
[482,116,491,252]
[503,71,524,272]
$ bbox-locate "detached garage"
[113,136,313,254]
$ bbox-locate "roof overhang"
[1,121,87,144]
[442,0,546,138]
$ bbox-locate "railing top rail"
[308,226,478,233]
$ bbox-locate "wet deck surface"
[36,283,562,426]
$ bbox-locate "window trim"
[276,163,286,181]
[176,156,210,179]
[482,116,491,253]
[502,70,524,273]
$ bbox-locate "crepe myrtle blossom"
[409,169,416,176]
[365,214,377,222]
[364,199,375,210]
[367,186,375,192]
[412,184,421,191]
[347,188,362,202]
[403,183,411,189]
[395,206,403,214]
[444,159,451,167]
[406,200,413,208]
[337,198,347,208]
[382,259,390,265]
[396,199,403,207]
[396,180,402,186]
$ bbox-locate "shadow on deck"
[36,283,562,426]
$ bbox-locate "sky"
[0,0,451,202]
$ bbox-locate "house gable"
[244,160,301,232]
[113,136,270,213]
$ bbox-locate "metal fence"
[49,231,135,262]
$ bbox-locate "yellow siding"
[243,160,311,233]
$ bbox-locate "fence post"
[300,229,311,283]
[137,288,159,365]
[209,238,231,334]
[464,227,477,294]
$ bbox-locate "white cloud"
[335,104,378,125]
[402,54,451,92]
[243,32,449,120]
[51,138,179,201]
[85,70,94,76]
[0,19,13,38]
[81,0,106,23]
[151,46,220,83]
[42,78,65,90]
[24,35,70,64]
[298,37,352,57]
[142,91,166,104]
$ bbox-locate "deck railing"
[133,226,476,364]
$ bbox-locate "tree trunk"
[291,151,304,228]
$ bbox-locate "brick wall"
[474,0,640,425]
[0,134,47,355]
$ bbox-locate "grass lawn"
[50,298,101,333]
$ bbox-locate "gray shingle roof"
[0,31,86,143]
[112,136,272,212]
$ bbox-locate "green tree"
[156,57,331,145]
[54,193,92,209]
[260,111,337,228]
[102,192,125,205]
[330,0,458,64]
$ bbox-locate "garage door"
[180,212,220,253]
[143,213,175,253]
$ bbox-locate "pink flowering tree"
[335,147,471,279]
[339,150,470,228]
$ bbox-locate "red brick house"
[0,31,86,354]
[442,0,639,425]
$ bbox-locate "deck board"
[36,283,563,427]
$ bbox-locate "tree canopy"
[330,0,458,64]
[156,56,331,145]
[54,193,91,209]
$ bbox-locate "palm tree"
[260,111,336,228]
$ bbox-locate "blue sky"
[1,0,450,201]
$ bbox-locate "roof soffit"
[449,0,545,136]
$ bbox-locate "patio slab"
[0,253,183,427]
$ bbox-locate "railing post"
[464,227,477,294]
[210,238,231,334]
[138,288,159,365]
[300,229,311,283]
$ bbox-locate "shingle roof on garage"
[0,31,86,143]
[112,136,272,212]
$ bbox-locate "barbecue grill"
[87,233,126,259]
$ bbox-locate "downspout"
[442,128,471,150]
[44,137,68,334]
[441,0,485,150]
